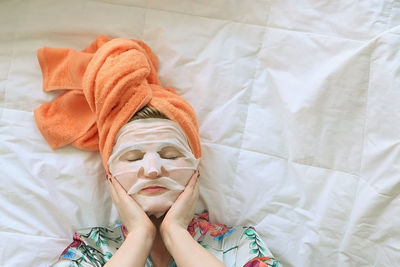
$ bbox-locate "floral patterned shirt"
[51,212,282,267]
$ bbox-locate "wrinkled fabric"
[50,212,282,267]
[2,1,400,266]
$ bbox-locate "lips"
[140,186,167,194]
[126,177,186,195]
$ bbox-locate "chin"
[141,203,172,218]
[146,208,169,219]
[132,191,180,218]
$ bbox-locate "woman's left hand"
[160,170,200,235]
[159,170,225,267]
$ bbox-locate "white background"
[0,0,399,266]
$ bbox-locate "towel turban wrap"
[34,35,201,173]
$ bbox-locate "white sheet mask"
[108,118,200,218]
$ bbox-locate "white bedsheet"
[1,0,399,266]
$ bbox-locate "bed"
[1,0,399,266]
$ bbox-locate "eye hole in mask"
[120,150,145,162]
[159,146,184,160]
[119,146,184,162]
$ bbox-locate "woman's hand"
[108,175,156,239]
[105,175,155,267]
[160,170,200,236]
[159,170,226,267]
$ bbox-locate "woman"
[34,35,282,267]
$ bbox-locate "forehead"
[117,130,177,145]
[113,119,189,152]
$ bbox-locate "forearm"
[162,227,225,267]
[104,229,154,267]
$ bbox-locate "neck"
[149,215,171,267]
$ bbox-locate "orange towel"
[34,35,201,173]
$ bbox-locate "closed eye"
[120,150,145,162]
[159,146,183,160]
[165,155,178,160]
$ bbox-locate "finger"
[191,178,200,200]
[177,173,199,202]
[110,176,128,197]
[108,178,119,204]
[178,178,199,214]
[186,170,199,188]
[193,177,199,193]
[109,176,130,206]
[110,177,142,208]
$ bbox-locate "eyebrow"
[116,142,186,156]
[159,145,184,153]
[160,145,178,151]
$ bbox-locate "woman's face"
[108,118,199,218]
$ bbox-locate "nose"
[143,153,162,178]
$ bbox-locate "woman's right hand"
[108,175,156,239]
[105,176,156,267]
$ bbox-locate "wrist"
[160,221,184,236]
[160,225,190,249]
[126,221,156,238]
[126,226,156,245]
